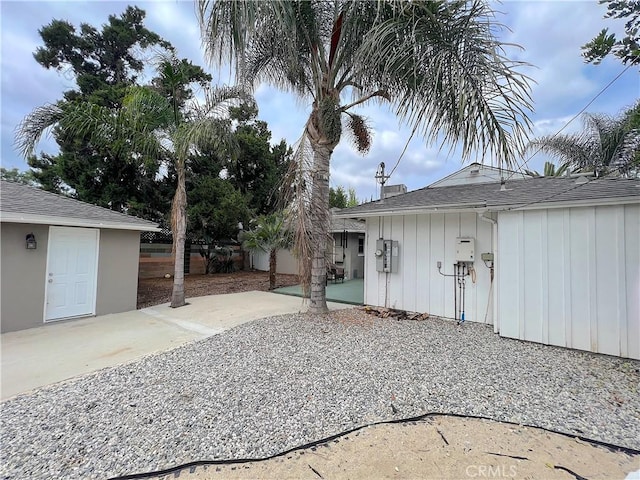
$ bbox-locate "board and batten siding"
[497,204,640,359]
[365,212,494,323]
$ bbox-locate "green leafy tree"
[187,175,251,243]
[330,186,359,208]
[34,6,171,105]
[526,102,640,177]
[346,187,359,207]
[26,7,173,220]
[0,168,38,185]
[226,105,292,215]
[329,186,349,208]
[241,212,293,290]
[198,0,533,312]
[16,53,251,308]
[583,0,640,65]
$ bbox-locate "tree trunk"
[269,248,277,290]
[171,162,187,308]
[308,142,332,314]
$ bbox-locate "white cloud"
[2,1,637,202]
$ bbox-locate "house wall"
[497,204,640,359]
[1,223,50,332]
[364,213,494,323]
[253,233,366,280]
[96,229,141,316]
[333,232,364,279]
[1,224,143,333]
[251,248,298,275]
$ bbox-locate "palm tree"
[524,161,570,177]
[527,102,640,178]
[241,212,293,290]
[198,0,533,313]
[16,55,250,308]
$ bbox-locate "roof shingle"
[0,180,159,230]
[336,176,640,217]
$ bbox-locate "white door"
[45,227,99,322]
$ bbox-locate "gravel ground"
[1,311,639,479]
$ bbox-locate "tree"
[187,174,251,243]
[330,186,359,208]
[0,168,38,185]
[34,6,171,105]
[16,54,251,308]
[583,0,640,66]
[526,102,640,177]
[346,187,359,207]
[329,186,349,208]
[225,104,292,215]
[524,161,570,177]
[198,0,533,313]
[241,212,293,290]
[26,7,174,220]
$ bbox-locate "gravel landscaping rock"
[1,311,639,479]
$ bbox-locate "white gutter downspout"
[479,212,499,334]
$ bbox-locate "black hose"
[107,411,640,480]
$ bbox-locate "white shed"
[336,174,639,359]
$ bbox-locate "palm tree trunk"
[269,248,277,290]
[171,161,187,308]
[308,142,332,314]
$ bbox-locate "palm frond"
[354,0,533,167]
[527,134,595,169]
[14,103,65,158]
[174,117,235,161]
[279,131,315,296]
[527,102,640,176]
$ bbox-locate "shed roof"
[331,216,365,233]
[0,180,160,231]
[335,176,640,218]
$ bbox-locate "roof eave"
[335,203,488,218]
[330,228,366,233]
[491,195,640,211]
[0,212,161,232]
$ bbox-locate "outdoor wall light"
[25,233,37,250]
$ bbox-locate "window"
[358,235,365,255]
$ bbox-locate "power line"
[507,61,637,180]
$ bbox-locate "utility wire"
[507,61,637,180]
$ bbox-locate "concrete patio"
[274,278,364,305]
[0,291,352,400]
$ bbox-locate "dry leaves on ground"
[137,271,299,309]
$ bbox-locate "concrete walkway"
[0,291,351,401]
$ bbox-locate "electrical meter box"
[455,237,475,262]
[375,239,399,273]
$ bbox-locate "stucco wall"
[1,224,142,333]
[1,223,50,332]
[96,229,141,316]
[251,249,298,275]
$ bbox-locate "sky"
[1,0,638,202]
